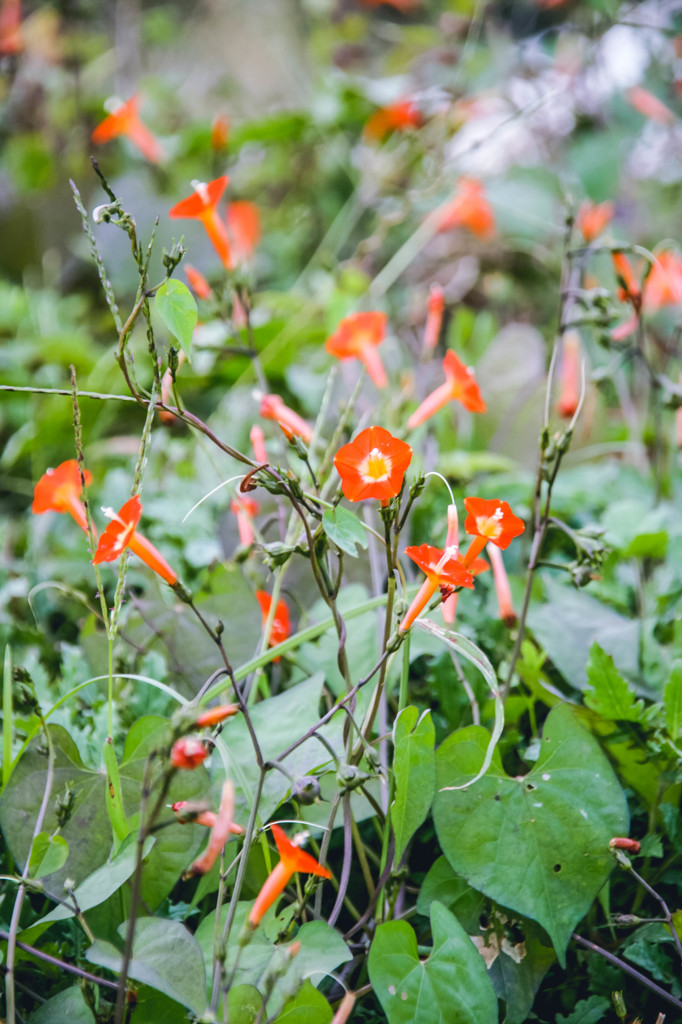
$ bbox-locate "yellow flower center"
[475,506,504,540]
[361,447,391,483]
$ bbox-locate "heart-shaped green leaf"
[155,279,198,359]
[322,507,368,558]
[368,901,498,1024]
[433,703,628,964]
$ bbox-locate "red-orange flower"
[211,112,230,151]
[248,823,331,927]
[32,460,92,533]
[169,176,233,271]
[325,312,388,389]
[256,591,291,659]
[93,495,178,585]
[0,0,22,56]
[333,426,412,505]
[259,393,313,445]
[461,497,525,569]
[644,250,682,312]
[488,544,516,627]
[170,737,207,770]
[226,200,261,264]
[172,798,244,834]
[626,86,675,125]
[423,283,445,355]
[92,95,163,164]
[194,704,240,728]
[556,331,582,420]
[400,542,474,632]
[363,99,423,142]
[436,178,495,239]
[407,350,486,430]
[186,781,241,876]
[576,200,614,244]
[184,264,213,300]
[231,495,260,547]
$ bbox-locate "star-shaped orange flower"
[325,312,388,388]
[169,177,233,271]
[333,426,412,505]
[32,460,92,533]
[407,350,486,429]
[93,495,177,585]
[248,823,331,927]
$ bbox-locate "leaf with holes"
[368,901,498,1024]
[433,703,628,964]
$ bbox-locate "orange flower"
[186,781,241,876]
[644,250,682,313]
[488,545,516,627]
[363,99,423,142]
[185,264,213,300]
[32,460,92,533]
[556,331,582,420]
[226,200,261,264]
[248,823,331,927]
[0,0,22,56]
[92,95,163,164]
[400,541,474,632]
[423,283,445,355]
[256,591,291,660]
[576,200,614,244]
[442,555,489,625]
[333,426,412,505]
[172,799,244,834]
[325,312,388,389]
[612,252,642,309]
[626,86,675,125]
[461,497,525,569]
[259,393,313,445]
[407,350,486,430]
[169,176,233,271]
[211,112,230,151]
[170,737,207,770]
[195,704,240,728]
[93,495,178,585]
[436,178,495,239]
[231,495,260,547]
[250,424,268,464]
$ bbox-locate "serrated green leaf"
[391,707,435,864]
[321,507,368,557]
[155,279,198,359]
[29,833,69,880]
[368,901,498,1024]
[664,664,682,740]
[584,643,645,721]
[87,918,207,1014]
[433,703,628,964]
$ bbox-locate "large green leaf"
[391,706,435,864]
[368,901,498,1024]
[321,507,368,558]
[527,579,639,690]
[28,986,95,1024]
[433,704,628,963]
[155,279,198,359]
[86,918,207,1015]
[273,980,332,1023]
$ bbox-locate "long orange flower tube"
[93,495,178,585]
[184,264,213,300]
[407,350,486,430]
[169,177,233,271]
[423,284,445,355]
[461,497,525,569]
[259,393,313,444]
[626,86,675,125]
[256,591,291,660]
[488,544,516,626]
[556,331,582,420]
[400,541,474,632]
[250,424,268,464]
[226,200,261,264]
[92,96,163,164]
[186,781,241,877]
[248,824,331,927]
[576,200,614,244]
[334,426,412,505]
[325,312,388,389]
[436,178,495,239]
[231,495,260,547]
[172,799,244,834]
[32,460,92,533]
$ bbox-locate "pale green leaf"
[321,507,368,558]
[391,706,435,864]
[155,279,198,359]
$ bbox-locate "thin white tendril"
[424,470,455,508]
[182,475,245,523]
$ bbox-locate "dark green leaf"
[556,995,610,1024]
[392,707,435,864]
[368,901,498,1024]
[433,704,628,964]
[155,279,198,359]
[584,643,645,721]
[321,507,368,558]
